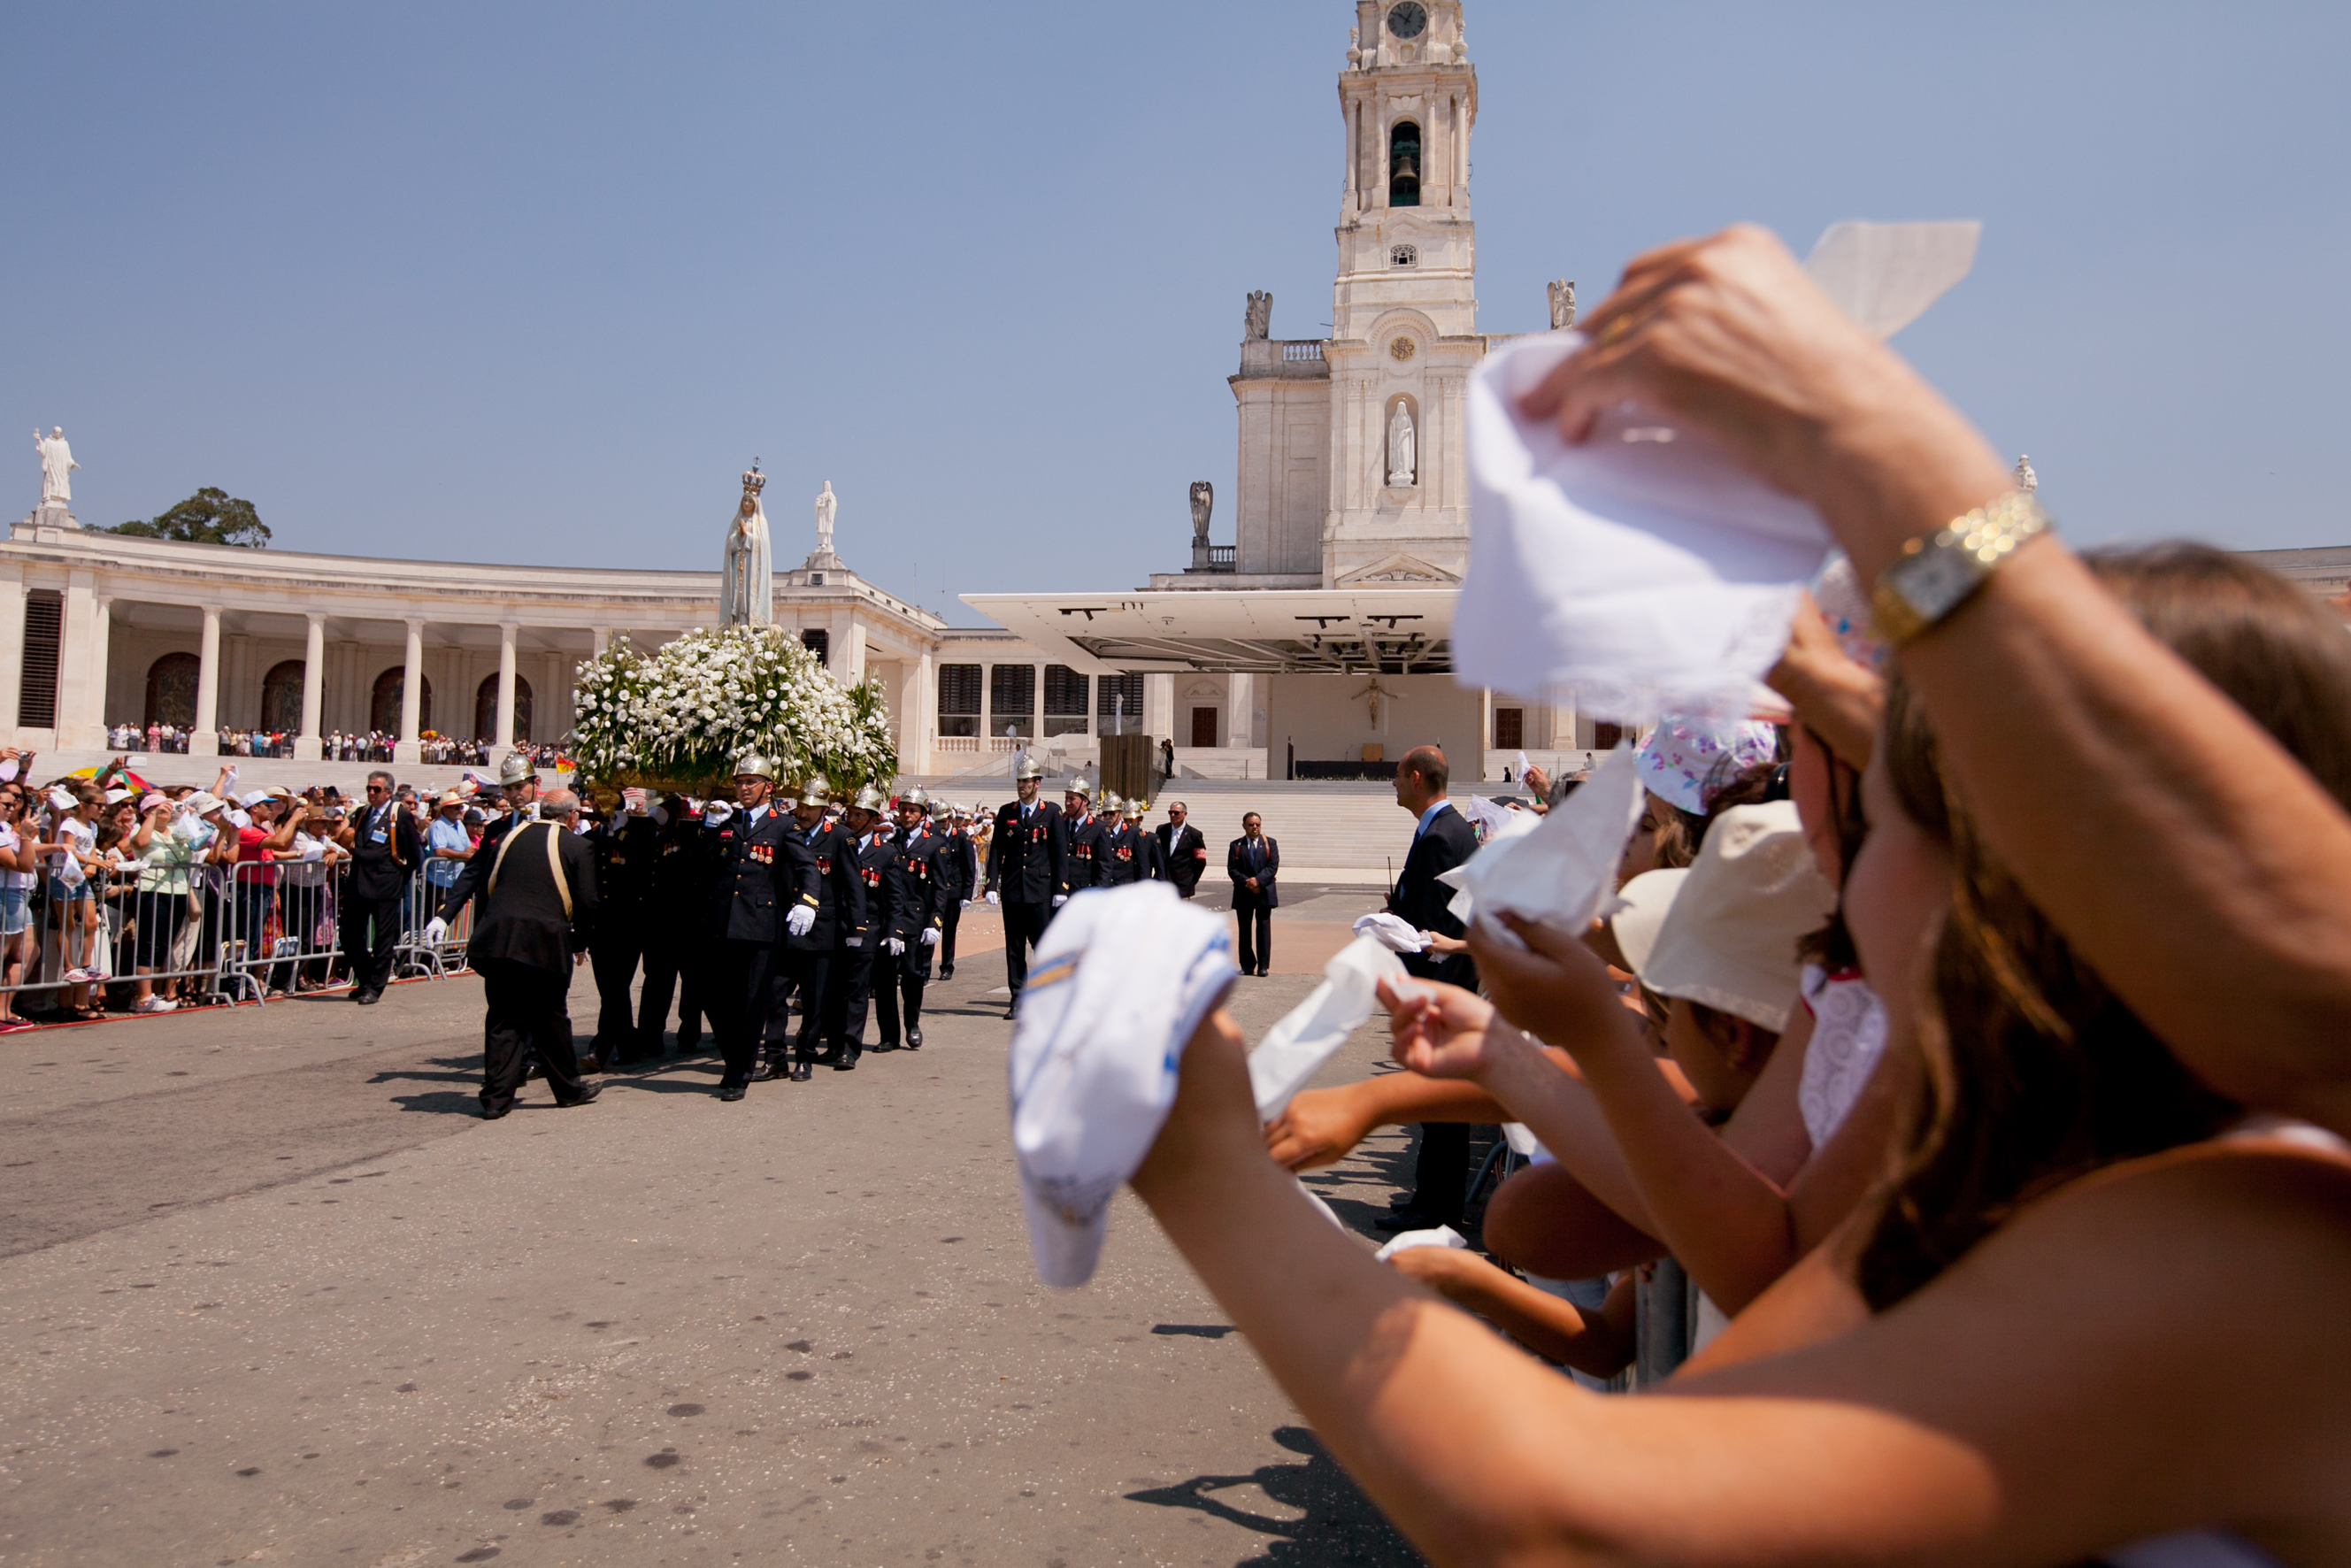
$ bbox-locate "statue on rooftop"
[34,427,77,506]
[1244,291,1272,341]
[814,480,837,555]
[1548,279,1577,331]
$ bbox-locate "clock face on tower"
[1387,3,1427,41]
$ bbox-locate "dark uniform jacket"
[349,799,423,902]
[850,828,896,946]
[985,798,1064,903]
[703,803,820,944]
[1387,801,1479,986]
[880,823,947,944]
[434,808,519,922]
[466,819,599,973]
[1228,834,1280,909]
[1157,822,1208,894]
[1099,823,1145,887]
[644,807,711,949]
[935,827,977,903]
[1060,811,1106,894]
[1132,825,1164,881]
[590,815,659,942]
[787,813,866,951]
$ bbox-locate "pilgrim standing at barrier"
[334,768,422,1004]
[468,788,600,1118]
[984,755,1064,1019]
[1381,744,1479,1234]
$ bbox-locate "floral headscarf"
[1635,714,1780,816]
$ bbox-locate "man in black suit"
[1381,744,1482,1232]
[1156,800,1207,898]
[758,779,865,1081]
[983,755,1064,1019]
[333,767,423,1004]
[1227,811,1279,977]
[701,753,821,1101]
[632,792,710,1061]
[929,798,975,978]
[464,788,601,1119]
[587,792,659,1069]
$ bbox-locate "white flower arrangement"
[570,626,896,790]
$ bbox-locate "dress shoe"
[576,1053,603,1074]
[748,1060,786,1083]
[480,1104,511,1120]
[560,1083,603,1108]
[939,964,955,979]
[870,1038,899,1054]
[790,1059,813,1082]
[716,1081,747,1102]
[1372,1207,1455,1233]
[1256,968,1271,978]
[904,1026,923,1050]
[354,990,380,1005]
[1003,1003,1018,1020]
[832,1047,858,1071]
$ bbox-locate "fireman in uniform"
[757,779,864,1081]
[982,756,1063,1018]
[702,752,818,1101]
[872,786,944,1051]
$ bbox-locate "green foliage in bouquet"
[570,626,896,794]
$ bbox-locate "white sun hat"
[1008,881,1237,1288]
[1626,800,1837,1033]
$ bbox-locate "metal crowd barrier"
[0,849,474,1018]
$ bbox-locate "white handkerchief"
[1456,220,1977,723]
[1350,911,1427,954]
[1439,743,1646,934]
[1248,934,1408,1121]
[1374,1225,1469,1263]
[1010,883,1237,1288]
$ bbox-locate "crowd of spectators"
[99,724,570,768]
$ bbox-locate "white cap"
[1009,883,1237,1288]
[241,789,273,807]
[185,791,226,817]
[103,787,133,805]
[1622,801,1836,1032]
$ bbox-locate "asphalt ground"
[0,898,1435,1567]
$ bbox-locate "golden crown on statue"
[741,462,766,496]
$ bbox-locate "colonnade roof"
[959,588,1456,675]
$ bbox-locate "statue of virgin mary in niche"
[1386,400,1417,487]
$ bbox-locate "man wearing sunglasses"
[332,769,421,1003]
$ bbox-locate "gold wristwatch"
[1870,491,2052,647]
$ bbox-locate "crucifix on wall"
[1354,675,1403,736]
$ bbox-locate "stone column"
[55,572,102,749]
[910,649,934,776]
[592,626,611,657]
[979,662,994,742]
[494,623,519,755]
[1226,672,1254,750]
[1031,663,1046,743]
[845,622,868,685]
[191,605,223,756]
[1144,673,1175,742]
[0,570,24,740]
[89,598,112,742]
[295,614,325,761]
[395,619,424,765]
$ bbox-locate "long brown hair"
[1857,543,2351,1310]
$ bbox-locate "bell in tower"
[1389,120,1421,206]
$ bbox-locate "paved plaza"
[0,899,1426,1567]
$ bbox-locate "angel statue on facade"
[720,464,773,626]
[1548,279,1577,331]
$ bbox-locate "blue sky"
[7,3,2347,624]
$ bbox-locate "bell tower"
[1322,0,1480,588]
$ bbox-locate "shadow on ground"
[1126,1425,1423,1566]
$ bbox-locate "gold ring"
[1596,315,1634,347]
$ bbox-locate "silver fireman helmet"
[795,778,832,808]
[850,782,888,813]
[1064,777,1093,800]
[898,785,929,811]
[733,750,775,780]
[1126,797,1149,819]
[497,751,537,787]
[1099,788,1124,816]
[1013,755,1044,781]
[927,796,953,822]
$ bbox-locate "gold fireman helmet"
[796,779,832,808]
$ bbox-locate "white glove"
[786,903,815,938]
[1051,894,1067,908]
[985,889,1000,906]
[919,927,939,947]
[703,801,734,826]
[887,938,906,956]
[421,916,449,946]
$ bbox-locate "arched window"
[259,660,305,734]
[475,673,534,742]
[371,667,432,735]
[1388,120,1421,207]
[144,652,199,728]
